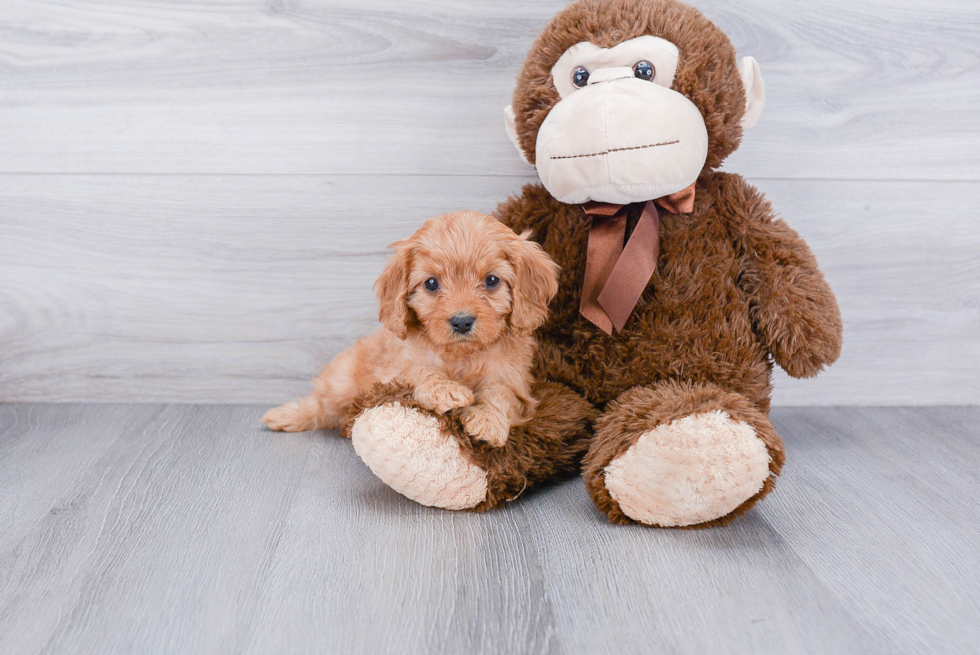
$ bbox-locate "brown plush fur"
[495,172,841,525]
[263,211,561,447]
[501,174,843,410]
[345,381,597,512]
[493,0,842,526]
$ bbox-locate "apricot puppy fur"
[262,211,560,447]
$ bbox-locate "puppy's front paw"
[415,381,474,414]
[462,406,510,447]
[262,402,315,432]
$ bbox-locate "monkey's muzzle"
[535,77,708,205]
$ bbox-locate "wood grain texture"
[0,0,977,180]
[1,404,978,654]
[1,175,977,405]
[0,0,978,405]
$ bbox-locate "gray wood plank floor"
[1,405,977,654]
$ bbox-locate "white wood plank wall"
[1,0,978,405]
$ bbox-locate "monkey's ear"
[739,56,766,129]
[509,231,560,334]
[504,105,531,165]
[374,239,413,339]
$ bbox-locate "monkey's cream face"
[535,36,710,205]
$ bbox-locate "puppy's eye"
[485,275,500,289]
[571,66,590,88]
[424,278,439,292]
[632,60,655,81]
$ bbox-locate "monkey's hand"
[728,175,843,379]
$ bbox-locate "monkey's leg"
[583,380,785,528]
[347,381,594,511]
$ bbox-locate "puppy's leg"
[262,338,373,432]
[461,384,520,447]
[261,396,328,433]
[410,367,474,415]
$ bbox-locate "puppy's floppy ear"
[374,238,413,339]
[508,231,560,334]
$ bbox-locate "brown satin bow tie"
[579,183,696,335]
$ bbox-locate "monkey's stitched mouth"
[550,140,680,160]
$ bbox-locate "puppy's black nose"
[449,313,475,335]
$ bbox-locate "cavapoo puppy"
[262,211,560,447]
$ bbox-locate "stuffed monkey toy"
[347,0,842,527]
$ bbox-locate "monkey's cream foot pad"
[350,402,488,510]
[604,410,771,527]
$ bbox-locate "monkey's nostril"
[449,313,475,335]
[586,66,635,85]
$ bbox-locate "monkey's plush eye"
[485,275,500,289]
[424,278,439,292]
[571,66,590,88]
[632,60,656,81]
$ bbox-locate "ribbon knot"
[579,183,695,335]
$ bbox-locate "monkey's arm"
[725,175,843,379]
